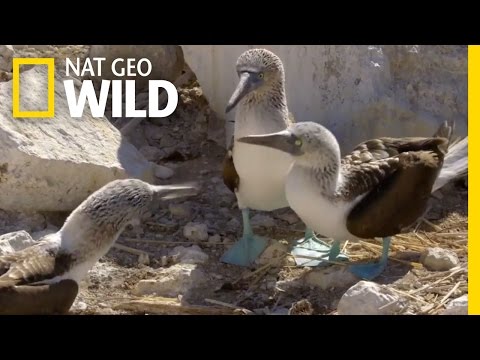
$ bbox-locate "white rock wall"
[182,45,467,151]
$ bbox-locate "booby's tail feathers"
[433,118,455,144]
[432,136,468,193]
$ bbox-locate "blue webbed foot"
[291,228,348,267]
[348,237,391,280]
[221,208,268,267]
[220,233,268,267]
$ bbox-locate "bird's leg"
[290,228,348,267]
[220,208,268,267]
[328,239,342,261]
[303,228,331,247]
[406,201,441,233]
[348,237,391,280]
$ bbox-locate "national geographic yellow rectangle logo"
[12,58,55,118]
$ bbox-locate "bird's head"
[80,179,199,229]
[226,48,285,113]
[237,122,341,166]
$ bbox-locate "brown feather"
[0,280,78,315]
[0,241,73,287]
[344,133,447,238]
[347,150,443,238]
[339,156,402,201]
[339,137,447,201]
[0,242,78,315]
[222,136,239,193]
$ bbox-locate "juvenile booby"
[238,121,465,279]
[221,48,295,266]
[0,178,197,314]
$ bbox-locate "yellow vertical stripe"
[468,45,478,315]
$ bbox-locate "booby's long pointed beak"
[226,72,256,113]
[153,183,200,200]
[237,130,300,155]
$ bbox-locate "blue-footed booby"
[0,179,197,314]
[237,120,466,279]
[221,48,331,267]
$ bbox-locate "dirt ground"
[1,45,468,315]
[68,147,467,315]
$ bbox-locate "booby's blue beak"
[237,130,303,156]
[226,72,262,113]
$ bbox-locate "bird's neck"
[292,151,342,196]
[59,211,132,260]
[234,85,289,138]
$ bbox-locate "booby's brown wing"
[342,136,447,239]
[0,241,78,315]
[342,135,447,165]
[223,135,239,193]
[0,241,73,287]
[0,280,79,315]
[340,136,447,198]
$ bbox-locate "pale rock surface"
[421,247,459,271]
[0,230,36,255]
[441,294,468,315]
[133,264,208,297]
[0,45,14,72]
[256,241,288,267]
[86,45,185,93]
[305,266,358,290]
[182,45,467,150]
[337,281,407,315]
[183,222,209,241]
[0,65,155,211]
[169,245,209,265]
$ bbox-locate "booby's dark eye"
[258,73,264,79]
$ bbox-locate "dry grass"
[340,210,468,314]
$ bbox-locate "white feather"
[233,104,292,211]
[432,136,468,193]
[285,165,365,241]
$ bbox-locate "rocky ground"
[0,45,468,315]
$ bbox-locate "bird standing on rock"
[238,120,466,280]
[0,178,198,315]
[222,48,346,267]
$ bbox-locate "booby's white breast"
[233,106,292,211]
[285,166,365,241]
[234,142,292,211]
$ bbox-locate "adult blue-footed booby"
[238,121,465,280]
[0,179,197,314]
[221,48,329,267]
